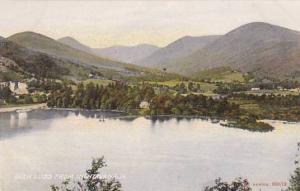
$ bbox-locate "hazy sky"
[1,0,300,48]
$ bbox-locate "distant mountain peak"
[138,35,220,67]
[94,43,159,63]
[134,43,160,48]
[227,22,300,37]
[7,31,135,72]
[103,43,159,49]
[57,36,92,54]
[59,36,75,40]
[11,31,53,40]
[180,35,196,40]
[58,36,81,44]
[166,22,300,79]
[240,21,275,28]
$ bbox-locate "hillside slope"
[94,44,159,64]
[57,36,93,54]
[170,22,300,79]
[0,38,71,79]
[138,35,220,67]
[1,36,181,81]
[8,32,138,72]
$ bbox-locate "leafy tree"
[288,142,300,191]
[204,177,251,191]
[7,96,17,104]
[51,157,122,191]
[24,95,33,104]
[0,86,12,99]
[47,81,242,117]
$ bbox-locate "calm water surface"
[0,109,299,191]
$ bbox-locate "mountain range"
[0,38,73,80]
[55,22,300,80]
[0,33,173,81]
[57,37,160,64]
[159,22,300,79]
[2,22,300,81]
[138,35,220,67]
[94,44,159,64]
[8,32,129,71]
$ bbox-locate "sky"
[1,0,300,48]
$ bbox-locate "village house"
[251,87,260,91]
[139,101,150,109]
[212,94,228,100]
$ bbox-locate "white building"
[251,87,260,91]
[0,81,29,95]
[139,101,150,109]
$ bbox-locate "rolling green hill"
[8,32,129,70]
[0,38,73,80]
[4,32,182,81]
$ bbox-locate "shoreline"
[0,105,298,132]
[0,103,47,113]
[2,105,296,124]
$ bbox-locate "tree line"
[47,82,240,117]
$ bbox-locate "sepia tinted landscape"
[0,1,300,191]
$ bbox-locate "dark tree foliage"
[0,40,70,79]
[0,86,12,99]
[204,178,251,191]
[214,80,300,94]
[47,82,240,117]
[28,79,64,93]
[232,93,300,107]
[214,83,249,94]
[47,82,155,111]
[51,157,122,191]
[288,142,300,191]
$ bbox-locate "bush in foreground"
[204,177,251,191]
[51,157,122,191]
[288,142,300,191]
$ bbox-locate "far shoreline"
[0,103,47,113]
[1,105,299,132]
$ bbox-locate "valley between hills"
[2,22,300,131]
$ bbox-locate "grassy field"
[241,89,300,96]
[196,66,245,83]
[230,99,264,114]
[80,79,218,96]
[145,80,218,95]
[82,79,115,86]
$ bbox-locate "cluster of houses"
[0,81,29,95]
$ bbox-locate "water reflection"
[0,109,300,191]
[10,113,17,128]
[18,112,28,128]
[0,112,31,139]
[147,116,194,125]
[8,112,29,128]
[0,109,126,140]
